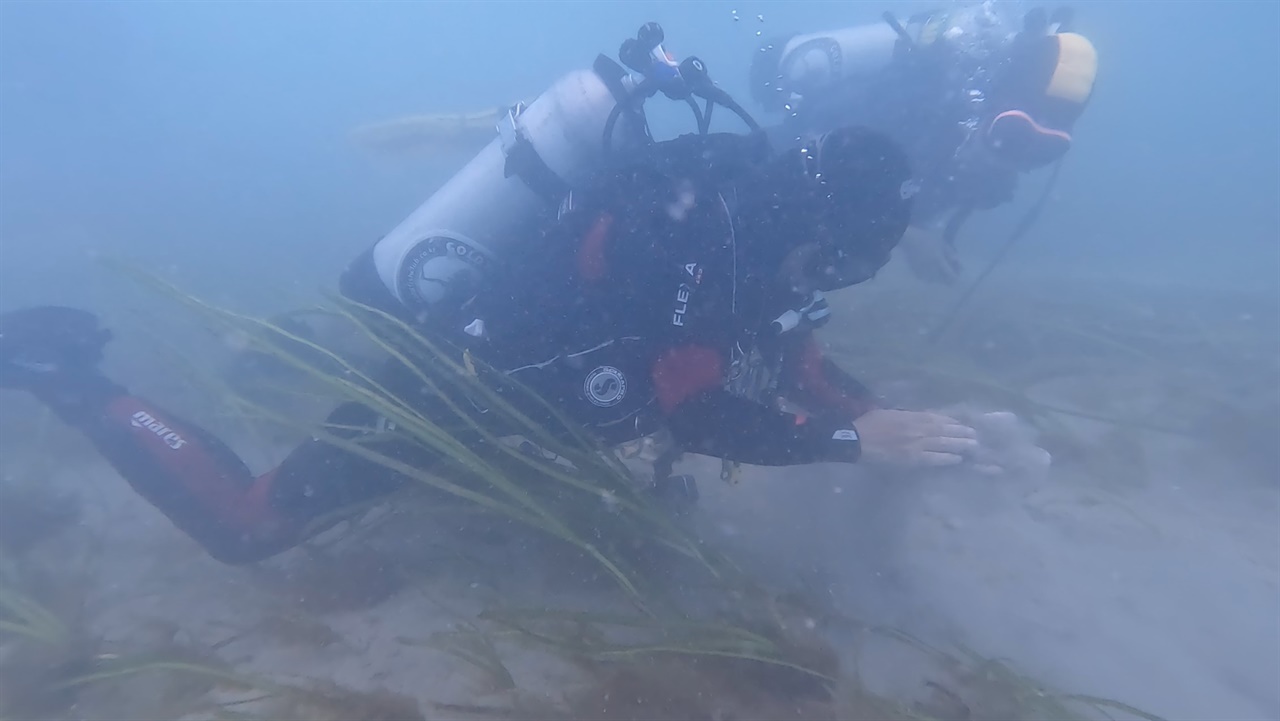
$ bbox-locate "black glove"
[0,306,112,390]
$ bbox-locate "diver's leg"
[0,306,442,564]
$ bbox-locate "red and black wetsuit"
[460,162,878,466]
[34,162,879,565]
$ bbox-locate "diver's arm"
[651,344,861,466]
[781,334,882,420]
[667,390,862,466]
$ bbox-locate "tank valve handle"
[604,21,763,147]
[620,22,689,100]
[882,11,915,49]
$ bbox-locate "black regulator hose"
[925,157,1066,344]
[600,26,762,159]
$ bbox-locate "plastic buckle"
[497,101,571,202]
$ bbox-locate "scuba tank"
[750,5,1080,122]
[747,4,1080,117]
[748,11,959,163]
[371,23,761,327]
[750,19,903,114]
[749,4,1086,256]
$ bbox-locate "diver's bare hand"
[853,409,979,468]
[896,225,961,285]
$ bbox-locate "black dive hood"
[731,125,914,293]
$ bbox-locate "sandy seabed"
[1,272,1276,721]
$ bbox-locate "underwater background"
[0,2,1276,720]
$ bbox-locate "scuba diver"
[750,3,1099,283]
[0,25,983,565]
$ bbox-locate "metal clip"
[720,459,741,485]
[496,102,526,154]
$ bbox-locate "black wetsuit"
[28,160,879,565]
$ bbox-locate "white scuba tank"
[751,21,902,114]
[371,67,641,322]
[781,24,900,104]
[752,6,1024,116]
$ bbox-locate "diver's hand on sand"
[897,225,961,285]
[853,409,979,468]
[961,411,1053,479]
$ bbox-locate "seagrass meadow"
[0,261,1274,721]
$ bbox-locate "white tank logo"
[584,366,627,408]
[401,235,491,308]
[130,410,188,450]
[425,237,490,269]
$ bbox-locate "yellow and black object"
[985,14,1099,170]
